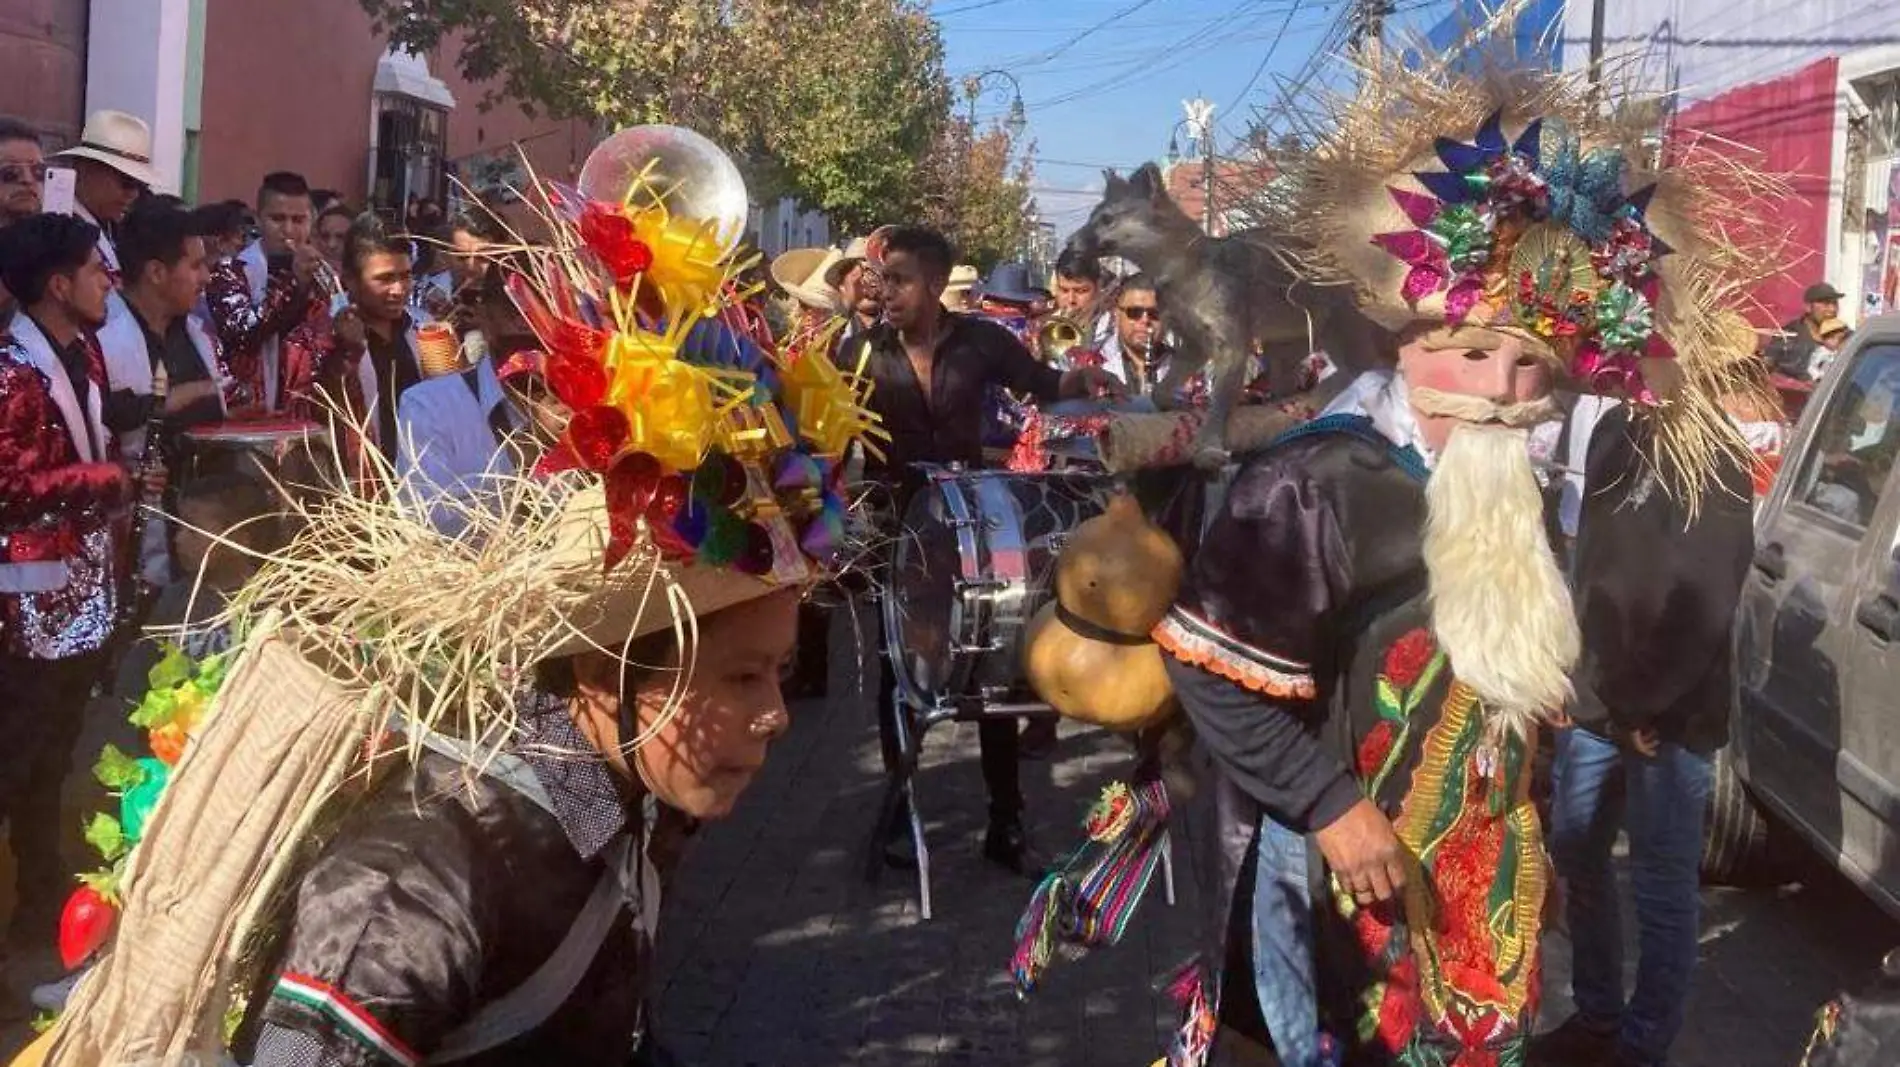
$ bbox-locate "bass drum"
[883,467,1113,711]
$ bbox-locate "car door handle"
[1753,542,1787,583]
[1857,594,1900,643]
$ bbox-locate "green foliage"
[356,0,1030,237]
[92,744,146,792]
[84,813,127,863]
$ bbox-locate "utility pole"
[1588,0,1607,89]
[1350,0,1394,51]
[1184,98,1217,235]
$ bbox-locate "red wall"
[1674,57,1839,330]
[197,0,383,206]
[0,0,89,147]
[196,3,593,210]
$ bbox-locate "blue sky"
[934,0,1449,239]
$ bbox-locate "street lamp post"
[964,69,1028,142]
[1168,100,1218,235]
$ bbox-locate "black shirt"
[857,314,1062,493]
[367,318,422,465]
[129,307,211,387]
[27,314,106,455]
[1571,406,1754,752]
[128,304,223,431]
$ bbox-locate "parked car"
[1713,313,1900,915]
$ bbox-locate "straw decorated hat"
[1260,29,1788,503]
[202,126,890,736]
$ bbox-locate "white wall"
[1562,0,1900,102]
[749,197,833,257]
[85,0,192,193]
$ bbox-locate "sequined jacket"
[206,243,322,412]
[0,318,128,660]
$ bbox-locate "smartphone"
[42,167,76,215]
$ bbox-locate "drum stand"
[866,641,1176,921]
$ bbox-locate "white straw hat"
[52,110,159,189]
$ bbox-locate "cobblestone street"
[651,611,1900,1067]
[0,612,1892,1064]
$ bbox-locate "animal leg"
[1189,345,1253,470]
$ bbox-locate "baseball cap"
[1805,282,1846,303]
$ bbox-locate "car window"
[1792,342,1900,533]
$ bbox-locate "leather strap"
[1054,600,1153,646]
[429,837,634,1063]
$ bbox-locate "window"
[1794,342,1900,532]
[370,96,448,219]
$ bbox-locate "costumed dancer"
[1015,34,1779,1067]
[19,125,883,1067]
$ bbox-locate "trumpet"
[1035,314,1086,363]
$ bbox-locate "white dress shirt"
[395,357,521,535]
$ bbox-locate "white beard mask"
[1421,422,1580,739]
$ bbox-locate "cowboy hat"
[52,110,159,189]
[941,264,980,310]
[976,262,1046,306]
[824,235,873,288]
[770,246,844,312]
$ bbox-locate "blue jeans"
[1548,728,1713,1066]
[1250,817,1325,1067]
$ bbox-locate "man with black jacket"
[1535,404,1756,1067]
[1766,282,1845,380]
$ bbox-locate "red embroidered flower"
[1358,720,1398,779]
[1383,628,1436,688]
[579,203,654,288]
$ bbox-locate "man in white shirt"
[50,110,157,283]
[396,270,556,533]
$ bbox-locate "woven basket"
[46,621,375,1067]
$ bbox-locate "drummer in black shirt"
[857,225,1120,873]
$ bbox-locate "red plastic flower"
[546,350,609,411]
[1383,628,1436,688]
[565,405,631,473]
[579,203,654,288]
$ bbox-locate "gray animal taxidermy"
[1066,163,1366,469]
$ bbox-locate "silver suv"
[1714,314,1900,915]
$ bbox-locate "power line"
[933,0,1027,17]
[1221,0,1309,119]
[1017,0,1168,68]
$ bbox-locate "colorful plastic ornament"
[578,125,750,257]
[777,345,886,460]
[119,757,170,842]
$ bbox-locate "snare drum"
[165,419,330,591]
[882,467,1114,714]
[181,418,329,488]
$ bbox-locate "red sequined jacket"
[205,248,323,412]
[0,319,129,660]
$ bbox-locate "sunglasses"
[1119,306,1159,321]
[0,163,48,185]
